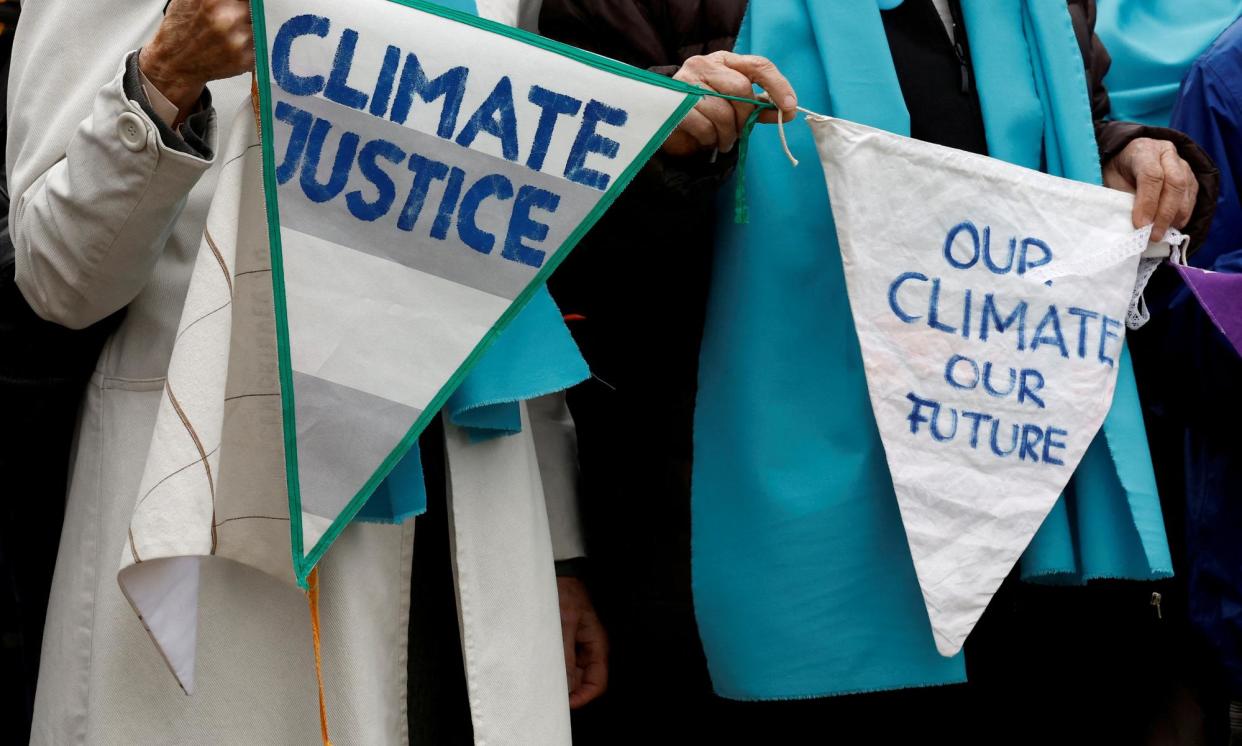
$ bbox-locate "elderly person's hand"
[662,51,797,157]
[139,0,255,119]
[1103,137,1200,240]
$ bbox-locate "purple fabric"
[1174,263,1242,357]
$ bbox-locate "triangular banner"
[252,0,701,585]
[1173,263,1242,357]
[809,116,1152,655]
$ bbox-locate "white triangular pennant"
[809,116,1151,655]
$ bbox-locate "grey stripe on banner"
[292,371,422,520]
[273,93,598,300]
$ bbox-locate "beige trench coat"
[9,1,579,743]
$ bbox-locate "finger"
[569,655,607,708]
[695,95,741,152]
[698,62,755,98]
[233,29,255,56]
[718,53,797,119]
[569,665,607,708]
[221,2,251,28]
[1152,147,1188,238]
[570,636,609,709]
[1130,151,1164,230]
[698,64,758,132]
[719,53,797,111]
[757,106,793,125]
[576,613,609,676]
[671,67,706,88]
[678,108,719,150]
[560,612,576,685]
[1176,161,1197,230]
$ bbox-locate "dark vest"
[883,0,990,155]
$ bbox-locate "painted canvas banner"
[810,115,1156,655]
[251,0,703,584]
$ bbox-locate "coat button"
[117,111,148,152]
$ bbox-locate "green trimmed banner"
[252,0,703,585]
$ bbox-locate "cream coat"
[10,1,578,743]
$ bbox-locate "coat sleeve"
[7,1,217,330]
[1168,55,1242,268]
[1131,48,1242,424]
[1072,0,1220,247]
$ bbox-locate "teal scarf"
[693,0,1173,700]
[1095,0,1242,126]
[358,0,589,524]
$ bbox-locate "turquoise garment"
[447,285,590,442]
[358,440,427,524]
[1095,0,1242,126]
[692,0,1172,701]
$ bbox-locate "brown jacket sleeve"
[1070,0,1220,247]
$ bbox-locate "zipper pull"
[1150,591,1163,620]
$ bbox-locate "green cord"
[734,106,766,224]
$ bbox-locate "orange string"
[253,68,329,746]
[308,567,334,746]
[253,65,329,746]
[251,61,330,745]
[250,74,262,132]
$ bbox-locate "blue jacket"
[1135,16,1242,698]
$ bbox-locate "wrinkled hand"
[557,576,608,709]
[140,0,255,117]
[662,51,797,157]
[1102,137,1199,240]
